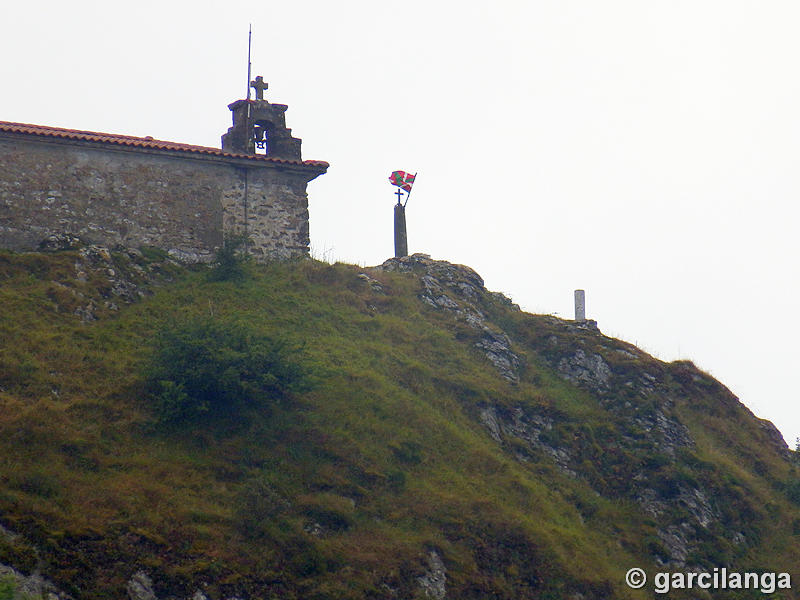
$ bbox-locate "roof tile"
[0,120,328,169]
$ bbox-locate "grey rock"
[42,242,175,320]
[677,486,716,528]
[479,407,503,443]
[168,247,213,264]
[125,247,144,260]
[357,272,385,293]
[419,275,460,310]
[656,525,693,567]
[74,302,99,322]
[127,570,157,600]
[631,406,693,457]
[417,550,447,599]
[636,482,717,529]
[488,291,520,311]
[635,487,669,520]
[303,521,326,537]
[571,319,599,331]
[79,244,112,264]
[38,233,83,251]
[0,562,74,600]
[378,254,484,305]
[557,349,612,390]
[474,329,520,383]
[377,253,434,273]
[479,405,575,475]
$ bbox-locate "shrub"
[144,317,312,424]
[15,471,60,498]
[297,492,355,533]
[289,546,328,577]
[784,479,800,506]
[208,234,251,282]
[386,470,407,492]
[390,441,423,465]
[0,576,14,600]
[234,476,291,539]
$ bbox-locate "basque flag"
[389,171,416,193]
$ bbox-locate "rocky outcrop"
[124,570,245,600]
[542,329,694,456]
[376,254,521,382]
[557,349,612,390]
[0,564,246,600]
[0,563,73,600]
[478,396,717,568]
[357,272,385,294]
[479,405,575,475]
[127,571,158,600]
[39,238,180,322]
[416,550,447,599]
[477,327,721,572]
[0,523,71,599]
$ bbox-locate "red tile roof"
[0,120,329,169]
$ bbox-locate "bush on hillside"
[234,476,292,539]
[208,234,251,282]
[0,576,15,600]
[144,317,312,424]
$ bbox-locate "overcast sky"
[3,1,799,445]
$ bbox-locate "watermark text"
[625,567,791,595]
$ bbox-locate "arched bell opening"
[253,120,275,156]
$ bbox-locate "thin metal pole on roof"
[246,25,252,101]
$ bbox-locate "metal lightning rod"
[246,24,252,101]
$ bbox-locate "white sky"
[3,1,799,445]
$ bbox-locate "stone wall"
[0,134,323,261]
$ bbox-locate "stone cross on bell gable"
[250,76,268,101]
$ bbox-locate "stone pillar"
[574,289,585,321]
[394,203,408,257]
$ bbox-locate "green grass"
[0,250,798,599]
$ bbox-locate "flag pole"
[403,172,418,207]
[246,24,252,101]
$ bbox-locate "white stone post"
[574,289,585,321]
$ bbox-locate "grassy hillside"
[0,247,798,599]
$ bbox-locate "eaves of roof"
[0,120,329,170]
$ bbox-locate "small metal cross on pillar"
[250,75,268,101]
[395,188,404,204]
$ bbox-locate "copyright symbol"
[626,567,646,589]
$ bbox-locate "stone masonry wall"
[221,169,311,261]
[0,135,315,261]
